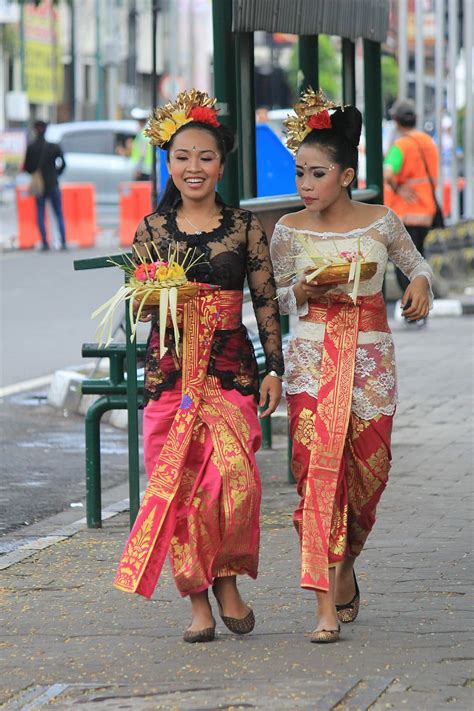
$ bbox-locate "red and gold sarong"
[114,288,261,599]
[287,293,393,592]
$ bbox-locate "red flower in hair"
[189,106,220,127]
[307,110,332,130]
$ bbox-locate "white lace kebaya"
[270,208,433,420]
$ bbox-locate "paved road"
[0,243,128,387]
[0,216,257,389]
[0,191,134,387]
[0,316,472,709]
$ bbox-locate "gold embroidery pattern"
[329,502,349,556]
[301,300,360,590]
[114,506,157,591]
[293,407,317,449]
[168,383,259,595]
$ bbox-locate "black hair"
[33,120,47,135]
[299,106,363,188]
[396,115,416,129]
[157,121,235,213]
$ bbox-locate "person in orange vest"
[384,99,439,294]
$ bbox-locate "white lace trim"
[270,211,431,421]
[283,335,397,420]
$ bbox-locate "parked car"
[44,120,140,205]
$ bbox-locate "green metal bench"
[80,342,147,528]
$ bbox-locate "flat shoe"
[183,623,216,643]
[212,585,255,635]
[310,624,341,644]
[336,570,360,624]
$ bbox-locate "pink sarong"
[114,288,261,598]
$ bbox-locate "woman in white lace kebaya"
[270,91,432,644]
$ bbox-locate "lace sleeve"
[384,210,434,292]
[270,223,309,316]
[246,214,284,376]
[131,216,156,264]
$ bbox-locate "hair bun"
[331,106,362,147]
[217,123,236,155]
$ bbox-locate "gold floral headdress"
[284,88,342,153]
[144,89,221,148]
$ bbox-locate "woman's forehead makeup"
[171,147,219,157]
[296,161,336,171]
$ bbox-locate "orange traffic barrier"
[16,185,48,249]
[61,183,96,248]
[16,183,96,249]
[119,181,152,247]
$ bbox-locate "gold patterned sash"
[299,293,389,591]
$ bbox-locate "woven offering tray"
[135,282,199,306]
[307,261,378,286]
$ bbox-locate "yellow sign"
[24,1,63,105]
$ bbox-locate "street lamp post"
[151,0,160,208]
[69,0,76,120]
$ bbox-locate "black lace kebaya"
[133,196,284,403]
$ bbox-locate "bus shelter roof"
[232,0,389,43]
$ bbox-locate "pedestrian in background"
[23,120,67,251]
[270,89,432,644]
[130,107,153,181]
[383,99,440,295]
[114,90,283,643]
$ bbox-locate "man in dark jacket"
[24,120,67,250]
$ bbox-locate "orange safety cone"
[119,181,152,247]
[61,183,96,248]
[16,185,49,249]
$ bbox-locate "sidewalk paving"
[1,316,473,710]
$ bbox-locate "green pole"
[342,39,356,106]
[363,40,383,202]
[298,35,319,92]
[212,0,239,206]
[125,298,140,527]
[236,32,257,199]
[69,0,76,121]
[85,400,104,528]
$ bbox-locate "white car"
[45,120,139,205]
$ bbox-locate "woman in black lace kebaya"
[113,91,283,643]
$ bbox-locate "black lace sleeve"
[246,214,284,376]
[131,216,158,264]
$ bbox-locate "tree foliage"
[381,54,399,107]
[286,36,341,102]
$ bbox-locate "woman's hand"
[294,271,333,307]
[401,276,430,321]
[133,299,157,323]
[259,374,282,418]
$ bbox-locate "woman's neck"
[179,193,218,217]
[308,192,355,228]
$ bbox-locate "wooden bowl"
[308,261,378,286]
